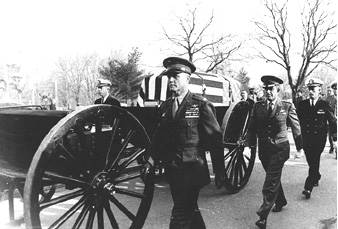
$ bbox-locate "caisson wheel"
[24,105,154,229]
[221,101,256,193]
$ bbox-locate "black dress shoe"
[255,218,267,229]
[302,190,311,199]
[272,205,284,212]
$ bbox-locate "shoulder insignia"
[192,93,208,103]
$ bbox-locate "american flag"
[138,71,241,107]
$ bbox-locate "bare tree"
[52,54,101,108]
[253,0,337,98]
[162,6,243,73]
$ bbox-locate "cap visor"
[162,69,184,75]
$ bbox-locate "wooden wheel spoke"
[73,198,92,229]
[107,130,136,173]
[244,154,251,161]
[235,156,244,185]
[44,171,90,188]
[240,155,248,174]
[103,200,119,228]
[224,147,237,161]
[40,189,85,210]
[235,164,241,185]
[115,148,145,174]
[225,160,234,178]
[223,142,237,146]
[113,187,146,199]
[226,150,238,179]
[105,117,120,168]
[97,202,104,229]
[239,112,250,137]
[113,168,142,183]
[49,195,87,228]
[85,205,96,229]
[229,157,237,183]
[109,195,136,221]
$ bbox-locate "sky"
[0,0,335,86]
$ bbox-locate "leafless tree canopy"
[162,6,243,73]
[253,0,336,96]
[53,54,101,108]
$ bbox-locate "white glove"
[243,147,251,158]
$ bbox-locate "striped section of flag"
[138,72,241,107]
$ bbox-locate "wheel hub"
[237,137,245,147]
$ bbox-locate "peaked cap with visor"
[162,57,196,75]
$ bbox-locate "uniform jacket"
[94,95,120,107]
[245,98,302,161]
[326,95,337,117]
[148,91,225,186]
[297,98,337,149]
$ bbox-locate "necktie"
[172,98,179,118]
[311,99,314,107]
[267,101,273,116]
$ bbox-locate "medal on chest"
[185,104,199,118]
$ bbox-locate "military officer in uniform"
[141,57,226,229]
[243,75,303,229]
[94,79,120,107]
[297,78,337,199]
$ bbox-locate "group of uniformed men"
[94,56,337,229]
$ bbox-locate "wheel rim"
[24,105,154,229]
[221,101,256,193]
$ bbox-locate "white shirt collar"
[102,94,109,103]
[174,90,189,104]
[268,98,277,105]
[310,98,318,106]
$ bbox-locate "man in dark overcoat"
[141,57,226,229]
[94,79,120,107]
[297,78,337,199]
[243,75,303,229]
[325,84,337,155]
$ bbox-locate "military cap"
[162,57,196,75]
[305,78,323,87]
[331,82,337,90]
[97,79,112,87]
[261,75,283,87]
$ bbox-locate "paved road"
[1,131,336,229]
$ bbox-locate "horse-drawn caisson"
[0,71,256,228]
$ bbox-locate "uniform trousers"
[165,162,206,229]
[303,144,324,191]
[257,153,287,219]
